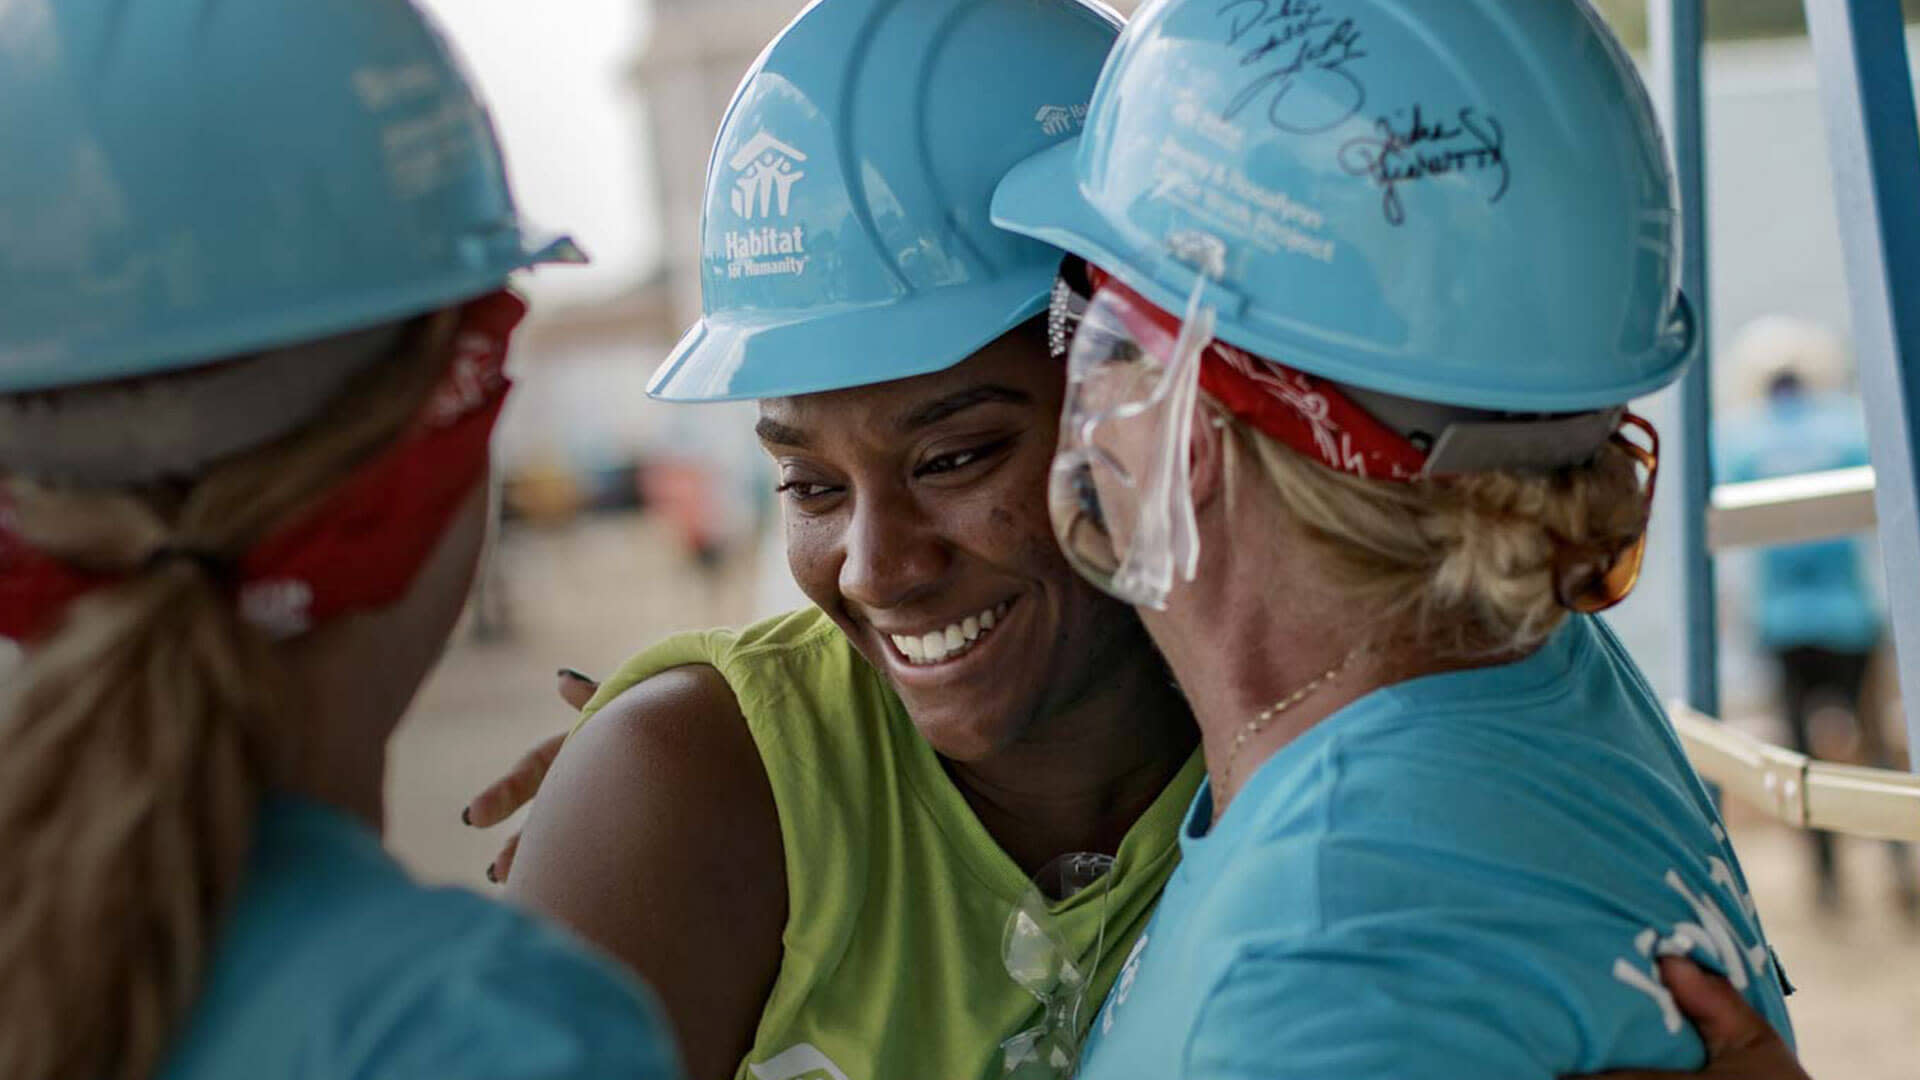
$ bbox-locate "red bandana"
[0,291,524,643]
[1087,268,1429,482]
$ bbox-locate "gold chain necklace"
[1223,648,1361,784]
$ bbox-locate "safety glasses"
[1047,239,1223,610]
[1555,411,1659,614]
[999,852,1114,1080]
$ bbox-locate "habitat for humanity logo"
[1035,104,1089,137]
[729,130,807,218]
[724,130,810,280]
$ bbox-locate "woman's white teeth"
[921,631,948,662]
[890,601,1012,667]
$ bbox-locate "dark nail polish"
[485,863,498,884]
[558,667,592,683]
[461,806,472,827]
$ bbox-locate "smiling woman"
[521,324,1199,1080]
[478,4,1203,1080]
[757,332,1168,769]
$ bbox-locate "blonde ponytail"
[0,310,458,1080]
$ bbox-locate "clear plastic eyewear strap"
[1109,235,1223,609]
[999,853,1116,1079]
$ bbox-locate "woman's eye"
[917,439,1012,478]
[920,450,979,475]
[776,479,838,502]
[1091,331,1140,363]
[1080,319,1145,352]
[917,434,1013,476]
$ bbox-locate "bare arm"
[506,665,786,1080]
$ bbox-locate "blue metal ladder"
[1659,0,1920,839]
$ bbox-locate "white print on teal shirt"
[1611,834,1772,1034]
[1101,934,1151,1036]
[747,1043,851,1080]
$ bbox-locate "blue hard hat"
[0,0,580,394]
[646,0,1123,403]
[993,0,1694,413]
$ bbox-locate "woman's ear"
[1189,404,1230,515]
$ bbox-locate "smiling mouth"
[886,599,1015,667]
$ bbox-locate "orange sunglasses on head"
[1554,412,1659,615]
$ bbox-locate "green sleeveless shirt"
[578,607,1201,1080]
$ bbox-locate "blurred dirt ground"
[392,514,1920,1079]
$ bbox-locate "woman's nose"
[837,490,951,612]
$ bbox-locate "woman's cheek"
[783,514,840,604]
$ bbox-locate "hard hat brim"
[991,139,1150,313]
[0,228,584,395]
[648,273,1052,403]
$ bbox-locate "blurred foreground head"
[0,1,575,1076]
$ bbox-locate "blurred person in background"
[0,3,679,1078]
[991,0,1812,1076]
[1718,317,1919,916]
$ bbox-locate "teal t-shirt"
[160,795,682,1080]
[1080,616,1794,1079]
